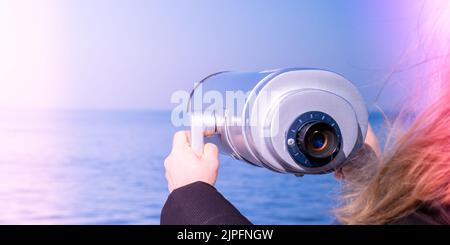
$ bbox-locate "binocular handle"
[190,113,204,156]
[190,112,219,156]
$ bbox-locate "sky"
[0,0,426,111]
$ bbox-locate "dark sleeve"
[160,181,252,225]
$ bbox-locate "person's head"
[335,0,450,224]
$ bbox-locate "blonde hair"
[335,0,450,224]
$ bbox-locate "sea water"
[0,109,383,224]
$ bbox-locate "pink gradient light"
[418,0,450,103]
[0,0,68,110]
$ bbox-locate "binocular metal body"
[188,68,368,175]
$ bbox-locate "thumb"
[201,143,219,164]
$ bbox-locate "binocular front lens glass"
[310,131,327,150]
[299,122,339,160]
[287,111,342,169]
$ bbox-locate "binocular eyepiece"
[187,68,368,175]
[293,119,341,167]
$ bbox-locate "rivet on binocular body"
[287,138,295,146]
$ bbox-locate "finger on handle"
[190,113,204,156]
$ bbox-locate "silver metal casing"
[188,68,368,175]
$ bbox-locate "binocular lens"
[310,131,327,150]
[297,122,339,161]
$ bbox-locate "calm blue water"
[0,110,383,224]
